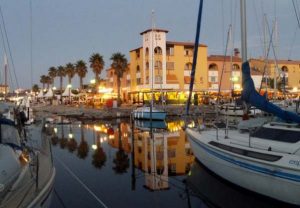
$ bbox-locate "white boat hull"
[187,128,300,205]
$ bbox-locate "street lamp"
[67,84,72,105]
[90,79,96,84]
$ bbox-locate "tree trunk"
[69,76,71,85]
[117,77,121,107]
[80,77,83,90]
[95,73,99,84]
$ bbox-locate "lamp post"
[52,86,56,105]
[67,84,72,105]
[90,79,96,107]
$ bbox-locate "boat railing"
[212,122,228,141]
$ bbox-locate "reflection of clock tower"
[144,132,168,190]
[140,29,168,90]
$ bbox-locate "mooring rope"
[54,156,108,208]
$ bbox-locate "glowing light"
[90,79,96,84]
[54,127,58,134]
[52,86,57,90]
[91,144,97,150]
[231,76,239,82]
[293,87,298,92]
[100,138,103,143]
[94,125,101,131]
[67,84,72,89]
[68,133,73,139]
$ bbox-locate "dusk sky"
[0,0,299,90]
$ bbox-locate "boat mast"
[185,0,204,115]
[4,54,7,98]
[240,0,247,62]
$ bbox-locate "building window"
[282,66,288,73]
[154,46,162,55]
[208,63,218,71]
[184,62,192,70]
[136,50,140,59]
[233,64,240,70]
[155,61,162,69]
[166,62,174,70]
[155,33,161,41]
[209,76,217,83]
[168,149,176,158]
[168,163,176,173]
[145,47,149,56]
[146,62,149,70]
[184,47,193,56]
[136,78,141,85]
[137,65,140,73]
[166,46,174,56]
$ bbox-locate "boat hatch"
[251,127,300,143]
[209,141,282,162]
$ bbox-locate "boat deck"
[0,125,55,208]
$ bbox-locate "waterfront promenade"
[32,104,214,120]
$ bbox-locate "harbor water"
[47,118,297,208]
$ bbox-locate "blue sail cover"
[241,61,300,123]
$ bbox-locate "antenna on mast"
[4,53,7,98]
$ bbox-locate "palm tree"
[113,122,129,174]
[110,52,128,106]
[57,66,66,103]
[76,60,87,90]
[32,84,39,93]
[65,63,76,85]
[45,76,52,89]
[89,53,105,83]
[77,122,89,159]
[48,67,57,87]
[40,75,47,89]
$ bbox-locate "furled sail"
[241,61,300,123]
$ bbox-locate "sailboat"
[186,0,300,205]
[132,11,167,121]
[0,111,56,207]
[0,4,55,207]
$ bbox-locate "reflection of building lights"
[91,144,97,150]
[109,135,114,139]
[68,133,73,139]
[94,125,101,131]
[78,124,81,128]
[54,127,58,134]
[100,138,103,143]
[231,76,239,82]
[45,124,48,128]
[234,84,241,90]
[103,136,107,141]
[187,122,195,128]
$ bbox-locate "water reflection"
[77,122,89,159]
[112,122,130,173]
[48,117,297,207]
[132,120,194,191]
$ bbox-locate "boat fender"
[268,147,272,151]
